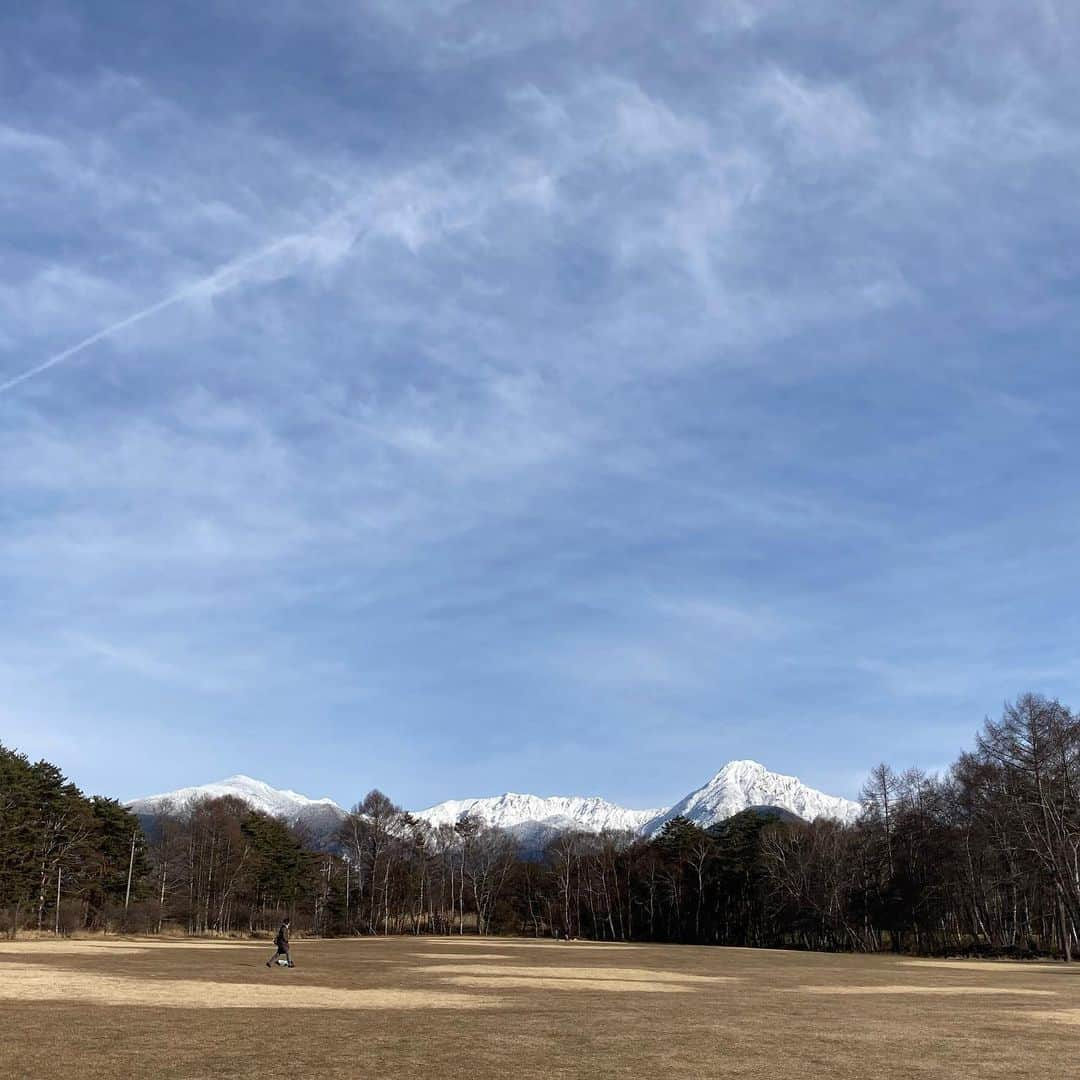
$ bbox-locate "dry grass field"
[1,936,1077,1079]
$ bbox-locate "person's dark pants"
[269,945,292,966]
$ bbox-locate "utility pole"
[55,867,62,936]
[123,827,137,930]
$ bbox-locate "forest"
[1,694,1077,960]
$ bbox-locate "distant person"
[267,919,294,968]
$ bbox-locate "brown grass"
[900,959,1080,974]
[1026,1008,1080,1025]
[439,975,696,993]
[0,940,263,957]
[2,936,1077,1079]
[791,984,1056,996]
[410,952,514,960]
[418,939,645,950]
[410,962,734,983]
[0,961,496,1010]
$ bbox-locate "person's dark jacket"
[275,923,290,950]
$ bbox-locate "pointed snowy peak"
[644,760,860,834]
[125,760,859,843]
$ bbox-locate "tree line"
[1,693,1077,958]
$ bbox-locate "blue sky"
[2,1,1079,810]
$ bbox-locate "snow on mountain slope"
[127,761,861,841]
[643,760,861,834]
[127,775,346,823]
[414,793,663,835]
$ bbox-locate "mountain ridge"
[415,792,665,836]
[127,760,862,838]
[129,774,341,820]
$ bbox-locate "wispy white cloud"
[4,0,1080,805]
[653,598,792,642]
[758,68,877,158]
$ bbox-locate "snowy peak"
[644,759,861,834]
[127,775,346,823]
[414,792,663,835]
[127,760,860,841]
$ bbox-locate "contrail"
[0,215,355,397]
[1,291,199,396]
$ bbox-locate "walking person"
[267,918,294,968]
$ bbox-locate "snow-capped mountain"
[128,775,347,824]
[414,793,663,836]
[643,760,861,835]
[127,761,861,846]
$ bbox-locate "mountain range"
[128,760,862,847]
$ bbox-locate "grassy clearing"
[2,937,1078,1079]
